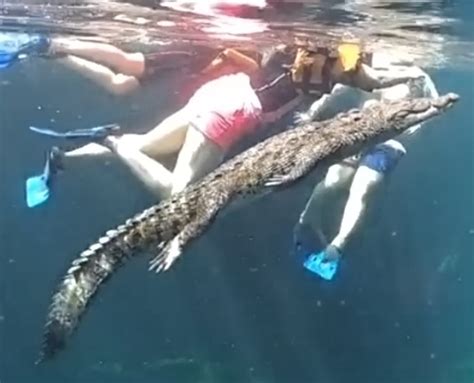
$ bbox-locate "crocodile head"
[380,92,459,132]
[327,92,459,161]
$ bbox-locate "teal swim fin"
[303,245,341,281]
[26,174,50,208]
[25,147,63,208]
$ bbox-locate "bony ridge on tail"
[38,93,459,362]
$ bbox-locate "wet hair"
[260,45,294,70]
[251,44,294,88]
[251,45,298,113]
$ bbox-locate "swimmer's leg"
[330,165,384,251]
[103,136,174,199]
[303,165,384,280]
[61,108,197,198]
[137,108,192,158]
[101,123,223,198]
[63,142,114,158]
[64,108,191,158]
[294,161,356,256]
[169,125,224,195]
[50,38,145,77]
[96,109,193,198]
[56,56,140,95]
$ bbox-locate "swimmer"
[0,32,229,95]
[42,38,217,95]
[206,40,420,105]
[293,65,439,280]
[186,40,421,113]
[291,40,421,123]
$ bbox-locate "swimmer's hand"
[293,111,313,124]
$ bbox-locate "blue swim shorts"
[360,143,406,174]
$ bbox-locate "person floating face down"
[194,39,419,111]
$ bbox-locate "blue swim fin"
[0,33,50,69]
[29,123,120,140]
[25,147,63,208]
[26,174,50,208]
[0,51,17,69]
[303,245,341,281]
[26,154,52,208]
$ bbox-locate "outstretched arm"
[295,83,368,123]
[349,63,421,92]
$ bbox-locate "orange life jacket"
[290,42,373,95]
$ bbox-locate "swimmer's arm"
[222,49,260,73]
[201,48,259,75]
[261,94,305,124]
[350,64,419,91]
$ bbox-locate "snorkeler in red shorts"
[26,44,303,206]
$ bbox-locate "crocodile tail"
[38,205,162,362]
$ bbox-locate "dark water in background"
[0,1,473,382]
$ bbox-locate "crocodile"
[39,93,459,361]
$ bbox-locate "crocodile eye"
[396,110,409,119]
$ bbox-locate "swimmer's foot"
[49,146,65,173]
[101,135,120,153]
[293,111,313,124]
[293,222,320,261]
[303,244,342,281]
[25,146,63,208]
[22,34,70,59]
[29,123,121,141]
[293,219,328,250]
[25,34,51,56]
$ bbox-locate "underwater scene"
[0,0,473,382]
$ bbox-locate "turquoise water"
[1,1,473,382]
